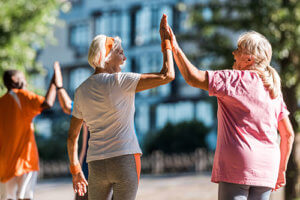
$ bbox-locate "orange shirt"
[0,89,45,182]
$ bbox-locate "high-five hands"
[159,14,171,41]
[159,14,179,52]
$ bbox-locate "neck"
[94,64,121,75]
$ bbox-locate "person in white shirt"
[67,14,174,200]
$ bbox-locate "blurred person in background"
[67,14,174,200]
[166,23,294,200]
[53,62,89,200]
[0,69,57,200]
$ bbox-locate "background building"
[37,0,215,145]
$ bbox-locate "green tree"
[0,0,61,95]
[179,0,300,199]
[143,121,211,155]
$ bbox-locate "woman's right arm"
[135,14,175,93]
[135,49,174,93]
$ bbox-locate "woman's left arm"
[275,116,295,190]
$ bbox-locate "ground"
[35,173,284,200]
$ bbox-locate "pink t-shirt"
[207,70,289,188]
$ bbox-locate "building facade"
[37,0,215,143]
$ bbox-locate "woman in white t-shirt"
[67,14,174,200]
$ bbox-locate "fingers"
[73,173,88,196]
[54,61,60,70]
[168,27,174,38]
[272,182,285,192]
[160,14,169,31]
[73,181,88,196]
[160,14,167,28]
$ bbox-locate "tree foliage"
[0,0,60,94]
[143,121,211,155]
[183,0,300,199]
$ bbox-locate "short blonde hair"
[88,35,122,69]
[237,31,281,99]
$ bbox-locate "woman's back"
[72,72,142,162]
[207,69,289,188]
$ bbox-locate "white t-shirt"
[72,72,142,162]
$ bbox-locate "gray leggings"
[88,154,140,200]
[218,182,272,200]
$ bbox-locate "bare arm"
[278,117,294,172]
[57,89,72,115]
[136,49,174,92]
[53,61,73,115]
[41,76,56,110]
[67,116,83,167]
[169,27,208,90]
[135,14,175,93]
[274,116,295,190]
[67,116,88,196]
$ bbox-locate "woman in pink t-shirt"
[166,25,295,200]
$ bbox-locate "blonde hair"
[88,35,122,69]
[237,31,281,99]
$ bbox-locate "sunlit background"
[1,0,300,199]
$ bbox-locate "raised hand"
[167,26,179,51]
[159,14,171,41]
[53,61,63,88]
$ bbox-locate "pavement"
[34,173,284,200]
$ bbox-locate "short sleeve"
[278,96,290,122]
[207,70,228,97]
[114,72,141,93]
[72,91,83,119]
[21,90,45,117]
[207,70,244,98]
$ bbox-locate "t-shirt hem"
[211,176,275,188]
[87,149,143,163]
[2,168,39,183]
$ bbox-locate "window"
[150,7,160,42]
[95,11,124,43]
[121,12,130,47]
[196,101,213,126]
[136,52,170,97]
[135,104,150,136]
[134,5,173,46]
[135,6,151,46]
[69,24,89,55]
[156,102,194,129]
[69,68,91,91]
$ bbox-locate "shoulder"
[114,72,141,82]
[16,89,42,99]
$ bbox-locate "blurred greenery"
[36,114,83,161]
[143,121,211,155]
[0,0,60,95]
[183,0,300,199]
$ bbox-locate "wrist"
[70,163,82,175]
[161,39,172,52]
[56,86,64,90]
